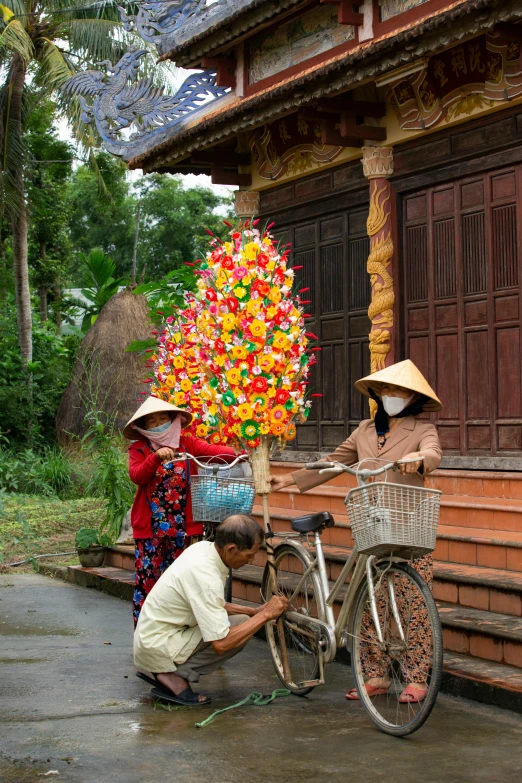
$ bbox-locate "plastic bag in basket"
[197,480,255,516]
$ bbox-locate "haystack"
[56,289,153,445]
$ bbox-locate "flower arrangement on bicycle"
[149,221,316,493]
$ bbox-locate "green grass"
[0,494,104,571]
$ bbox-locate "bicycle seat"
[291,511,334,533]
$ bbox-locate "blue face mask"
[147,421,171,433]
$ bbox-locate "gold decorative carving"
[363,164,396,412]
[234,190,260,218]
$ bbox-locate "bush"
[0,446,90,498]
[0,295,80,447]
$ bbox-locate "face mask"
[147,421,171,433]
[382,394,414,417]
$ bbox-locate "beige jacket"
[292,416,442,493]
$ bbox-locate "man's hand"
[269,474,294,492]
[156,447,177,461]
[262,595,289,620]
[398,452,424,475]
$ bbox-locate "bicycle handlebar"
[173,452,248,471]
[304,455,424,478]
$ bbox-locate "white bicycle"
[262,458,443,736]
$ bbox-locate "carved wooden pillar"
[234,190,260,220]
[361,146,396,376]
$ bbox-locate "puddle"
[0,620,79,636]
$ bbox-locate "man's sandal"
[137,672,211,706]
[346,683,390,700]
[150,686,211,706]
[398,684,428,703]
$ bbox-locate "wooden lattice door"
[275,208,371,451]
[403,166,522,456]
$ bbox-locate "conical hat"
[354,360,442,412]
[123,396,193,439]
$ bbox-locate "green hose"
[195,688,291,728]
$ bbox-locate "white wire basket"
[190,472,255,524]
[345,482,441,558]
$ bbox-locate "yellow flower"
[236,404,253,420]
[234,286,247,298]
[268,287,282,304]
[180,379,192,392]
[215,355,226,366]
[244,242,259,260]
[272,331,290,350]
[247,300,262,317]
[172,332,182,344]
[172,356,185,369]
[226,368,241,385]
[242,275,252,286]
[266,306,277,319]
[215,273,227,290]
[284,277,293,287]
[250,319,266,337]
[196,424,209,438]
[208,403,219,415]
[224,241,233,254]
[222,313,236,331]
[165,376,176,388]
[174,392,186,406]
[266,260,276,271]
[260,423,270,435]
[232,345,247,360]
[270,405,287,423]
[251,393,268,409]
[259,355,275,372]
[263,237,272,246]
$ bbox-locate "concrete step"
[56,562,522,712]
[230,562,522,669]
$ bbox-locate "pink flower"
[166,316,174,323]
[208,303,218,315]
[233,266,247,279]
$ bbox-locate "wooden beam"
[491,22,522,44]
[340,116,387,141]
[316,98,386,118]
[320,0,363,26]
[201,57,236,89]
[298,107,337,123]
[320,126,362,148]
[191,150,250,166]
[211,163,251,187]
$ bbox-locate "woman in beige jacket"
[270,360,443,704]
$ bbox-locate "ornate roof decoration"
[129,0,522,171]
[63,48,229,160]
[118,0,207,47]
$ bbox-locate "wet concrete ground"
[1,574,522,783]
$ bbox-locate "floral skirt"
[133,531,186,628]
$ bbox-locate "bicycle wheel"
[262,544,324,696]
[350,560,443,736]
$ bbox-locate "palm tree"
[0,1,171,364]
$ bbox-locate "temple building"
[75,0,522,699]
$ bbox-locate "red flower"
[273,312,285,325]
[226,297,239,313]
[205,289,217,302]
[247,438,260,448]
[144,578,156,593]
[257,253,269,268]
[252,377,269,393]
[232,232,241,240]
[214,339,225,353]
[221,255,234,270]
[273,269,285,285]
[275,389,290,404]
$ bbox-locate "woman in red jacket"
[123,397,237,626]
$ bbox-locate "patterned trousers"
[359,554,433,684]
[133,535,185,627]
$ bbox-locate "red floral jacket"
[128,435,236,539]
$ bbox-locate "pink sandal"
[346,683,389,700]
[398,684,428,703]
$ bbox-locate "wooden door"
[275,208,371,451]
[403,166,522,456]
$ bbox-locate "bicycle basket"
[345,482,441,558]
[190,474,255,524]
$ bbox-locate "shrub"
[0,446,89,498]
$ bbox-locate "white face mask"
[382,394,414,417]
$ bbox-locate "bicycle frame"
[275,458,420,681]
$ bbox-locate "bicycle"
[175,452,255,602]
[262,457,443,736]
